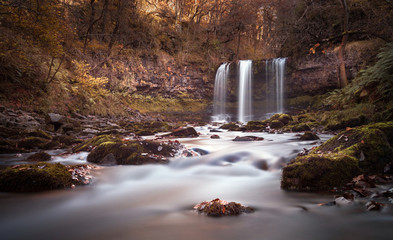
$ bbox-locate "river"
[0,126,392,240]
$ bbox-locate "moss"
[27,152,51,161]
[87,140,174,165]
[25,129,52,140]
[55,135,83,146]
[281,154,361,191]
[18,137,50,150]
[270,120,284,129]
[315,127,393,173]
[72,134,122,152]
[220,123,241,131]
[299,131,320,141]
[0,163,73,192]
[0,126,20,138]
[271,113,293,125]
[291,123,311,132]
[245,120,268,131]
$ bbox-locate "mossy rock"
[270,120,284,129]
[0,126,20,138]
[0,163,73,192]
[281,154,361,191]
[220,123,241,131]
[72,134,122,152]
[0,138,27,153]
[87,140,172,165]
[316,127,393,173]
[271,114,293,125]
[245,120,268,131]
[135,129,155,136]
[364,122,393,146]
[24,129,52,140]
[325,115,366,131]
[18,137,50,150]
[291,123,311,132]
[54,135,83,146]
[165,127,199,137]
[299,131,320,141]
[27,152,51,161]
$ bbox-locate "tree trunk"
[337,0,349,88]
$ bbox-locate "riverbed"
[0,127,392,240]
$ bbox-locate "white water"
[273,58,286,113]
[212,63,231,122]
[238,60,253,123]
[1,129,392,240]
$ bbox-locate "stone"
[210,134,220,139]
[27,152,51,161]
[299,131,320,141]
[233,136,264,141]
[194,198,254,217]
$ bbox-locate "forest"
[1,1,393,239]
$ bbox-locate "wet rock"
[73,134,122,152]
[0,163,73,192]
[210,129,222,133]
[291,124,311,132]
[282,123,393,191]
[271,113,293,125]
[365,201,385,211]
[270,120,284,129]
[27,152,51,162]
[24,129,52,140]
[210,134,220,139]
[254,160,268,171]
[68,164,96,185]
[0,126,20,138]
[164,127,198,138]
[220,123,241,131]
[299,131,320,141]
[281,154,361,191]
[233,136,264,141]
[194,198,254,217]
[191,148,209,156]
[245,120,268,131]
[87,140,174,165]
[46,113,64,131]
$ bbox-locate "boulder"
[0,163,73,192]
[282,123,393,191]
[210,134,220,139]
[165,127,198,138]
[27,152,51,161]
[233,136,264,141]
[194,198,254,217]
[18,137,50,150]
[299,131,320,141]
[270,120,284,129]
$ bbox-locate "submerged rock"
[194,198,254,217]
[233,136,264,141]
[210,134,220,139]
[220,123,242,131]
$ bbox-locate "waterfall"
[212,63,230,122]
[273,58,286,113]
[211,58,286,123]
[238,60,253,123]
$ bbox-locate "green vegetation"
[0,163,73,192]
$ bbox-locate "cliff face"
[286,40,385,98]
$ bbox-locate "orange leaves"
[309,43,325,55]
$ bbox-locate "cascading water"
[273,58,286,113]
[238,60,253,123]
[211,58,286,122]
[212,63,230,122]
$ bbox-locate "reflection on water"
[0,127,392,240]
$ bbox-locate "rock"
[233,136,264,141]
[245,120,268,131]
[46,113,64,131]
[299,131,320,141]
[87,140,174,165]
[210,129,222,133]
[270,120,284,129]
[291,124,311,132]
[18,137,50,150]
[281,154,361,191]
[27,152,51,162]
[73,134,122,152]
[254,160,268,171]
[282,123,393,191]
[191,148,209,155]
[165,127,198,138]
[365,201,385,211]
[0,163,73,192]
[210,134,220,139]
[194,198,254,217]
[220,123,241,131]
[0,126,20,138]
[271,113,293,125]
[24,129,52,140]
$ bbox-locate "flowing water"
[1,128,393,240]
[238,60,253,123]
[212,63,231,122]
